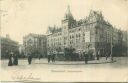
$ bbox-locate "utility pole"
[126,31,128,56]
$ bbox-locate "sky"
[1,0,128,44]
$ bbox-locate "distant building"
[23,33,47,57]
[47,6,128,59]
[1,35,19,59]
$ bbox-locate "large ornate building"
[47,6,127,58]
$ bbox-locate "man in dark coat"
[28,54,32,64]
[47,54,51,63]
[84,52,88,64]
[8,52,13,66]
[105,51,108,60]
[52,54,56,62]
[96,51,100,60]
[38,54,41,60]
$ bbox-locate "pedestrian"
[105,51,108,60]
[84,52,88,64]
[13,54,18,65]
[48,54,51,63]
[52,54,55,62]
[28,54,32,64]
[38,54,41,60]
[96,51,100,60]
[8,52,13,66]
[110,53,113,62]
[47,54,51,63]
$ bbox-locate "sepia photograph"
[0,0,128,82]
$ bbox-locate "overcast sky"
[1,0,128,44]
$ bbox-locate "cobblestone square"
[1,57,128,82]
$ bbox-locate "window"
[76,34,78,37]
[95,30,98,34]
[70,41,71,44]
[79,33,81,37]
[76,39,78,43]
[83,33,85,36]
[70,35,72,39]
[72,35,74,38]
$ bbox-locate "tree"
[64,47,76,61]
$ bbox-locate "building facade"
[1,35,19,59]
[23,33,47,57]
[47,6,128,59]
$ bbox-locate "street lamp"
[126,31,128,56]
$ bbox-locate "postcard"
[1,0,128,82]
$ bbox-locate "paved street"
[1,57,128,82]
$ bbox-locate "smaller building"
[23,33,47,58]
[1,35,19,59]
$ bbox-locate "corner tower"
[61,5,75,48]
[62,5,75,29]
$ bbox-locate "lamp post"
[126,31,128,56]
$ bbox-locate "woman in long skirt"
[8,52,13,66]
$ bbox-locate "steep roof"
[64,5,74,20]
[47,26,62,34]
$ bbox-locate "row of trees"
[112,44,127,57]
[49,42,128,61]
